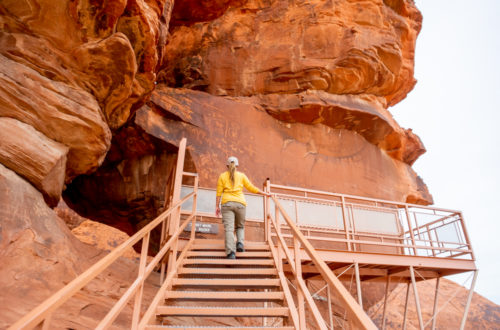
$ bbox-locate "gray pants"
[221,202,246,255]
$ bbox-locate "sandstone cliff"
[0,0,497,328]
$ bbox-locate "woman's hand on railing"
[259,190,271,197]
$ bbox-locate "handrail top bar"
[268,182,462,214]
[186,183,461,214]
[182,171,198,177]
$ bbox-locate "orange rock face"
[137,86,432,204]
[2,0,498,328]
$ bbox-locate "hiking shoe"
[236,242,245,252]
[227,251,236,259]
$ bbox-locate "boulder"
[161,0,422,107]
[0,54,111,181]
[0,163,158,329]
[0,117,68,206]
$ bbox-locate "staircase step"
[187,251,272,258]
[183,258,274,266]
[179,267,278,276]
[192,243,269,251]
[165,290,284,301]
[156,306,289,317]
[172,278,280,288]
[147,326,294,329]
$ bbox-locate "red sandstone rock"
[138,86,432,204]
[367,278,500,329]
[0,118,68,206]
[161,0,421,104]
[72,220,140,260]
[0,0,176,183]
[0,54,111,180]
[258,91,426,165]
[0,163,158,328]
[0,163,93,327]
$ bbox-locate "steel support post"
[410,266,424,330]
[327,283,333,330]
[431,277,441,330]
[354,262,363,308]
[459,270,479,330]
[402,282,410,330]
[381,275,391,330]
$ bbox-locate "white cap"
[227,156,239,166]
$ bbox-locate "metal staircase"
[146,240,295,329]
[9,138,477,330]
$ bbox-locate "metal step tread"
[192,243,269,251]
[165,290,284,300]
[179,267,278,275]
[146,326,294,329]
[183,259,274,265]
[187,251,272,258]
[172,278,280,286]
[156,306,290,317]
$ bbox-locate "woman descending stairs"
[145,239,297,329]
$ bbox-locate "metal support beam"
[381,275,391,329]
[459,270,479,330]
[431,277,441,330]
[354,262,363,308]
[327,284,333,330]
[410,266,424,330]
[402,282,410,330]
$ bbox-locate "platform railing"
[265,193,378,329]
[9,138,198,330]
[266,182,475,261]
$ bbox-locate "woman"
[215,156,268,259]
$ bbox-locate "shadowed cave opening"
[62,119,196,254]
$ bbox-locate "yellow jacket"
[216,171,259,206]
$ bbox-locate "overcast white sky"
[392,0,500,304]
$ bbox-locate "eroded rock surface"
[137,86,432,204]
[2,0,497,328]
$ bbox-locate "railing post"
[264,179,271,242]
[190,175,199,241]
[293,235,305,329]
[340,196,351,251]
[459,212,475,259]
[131,232,150,329]
[167,138,187,274]
[275,202,283,273]
[405,206,417,255]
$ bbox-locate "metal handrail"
[9,138,197,330]
[268,182,474,261]
[266,194,378,329]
